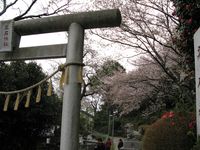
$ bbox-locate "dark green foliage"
[93,104,124,136]
[94,104,109,133]
[0,61,62,150]
[96,60,125,77]
[90,60,125,89]
[172,0,200,68]
[80,112,93,136]
[89,60,126,135]
[168,0,200,111]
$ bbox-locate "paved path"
[112,137,141,150]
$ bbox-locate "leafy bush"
[142,111,196,150]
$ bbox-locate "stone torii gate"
[0,9,121,150]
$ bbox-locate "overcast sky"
[0,0,135,72]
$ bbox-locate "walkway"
[112,137,141,150]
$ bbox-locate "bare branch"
[0,0,18,16]
[131,0,179,25]
[14,0,38,21]
[14,0,72,21]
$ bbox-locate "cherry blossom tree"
[91,0,179,80]
[89,0,198,113]
[102,60,163,115]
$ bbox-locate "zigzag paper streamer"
[3,95,10,111]
[36,86,42,103]
[25,90,31,108]
[14,93,20,111]
[59,70,65,89]
[77,66,84,83]
[64,66,69,85]
[47,79,52,96]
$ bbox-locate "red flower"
[161,111,175,119]
[168,112,175,118]
[161,113,168,119]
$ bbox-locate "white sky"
[20,32,67,47]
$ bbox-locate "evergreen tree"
[0,61,61,150]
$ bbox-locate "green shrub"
[142,112,196,150]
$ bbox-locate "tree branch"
[0,0,18,16]
[14,0,38,21]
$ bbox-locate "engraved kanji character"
[4,31,8,36]
[4,37,8,41]
[198,46,200,57]
[3,42,8,47]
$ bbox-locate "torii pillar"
[194,28,200,137]
[9,9,121,150]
